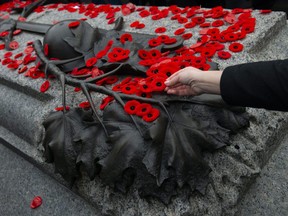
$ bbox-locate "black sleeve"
[220,59,288,111]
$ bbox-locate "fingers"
[165,85,197,96]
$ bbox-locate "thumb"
[164,73,182,87]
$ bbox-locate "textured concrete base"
[0,5,288,216]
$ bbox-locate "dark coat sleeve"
[220,59,288,111]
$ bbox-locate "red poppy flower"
[138,49,151,59]
[200,22,211,28]
[68,21,80,28]
[100,96,114,110]
[157,34,170,42]
[124,100,140,115]
[4,52,13,58]
[191,56,206,66]
[158,63,179,78]
[9,41,19,50]
[112,84,122,92]
[192,16,205,24]
[107,18,115,25]
[24,46,34,54]
[43,44,49,56]
[149,49,162,59]
[135,103,153,117]
[163,38,177,45]
[139,59,156,66]
[13,29,22,35]
[135,23,145,29]
[224,33,238,41]
[184,22,196,29]
[121,84,137,94]
[207,28,220,36]
[232,8,244,14]
[217,51,232,59]
[224,13,236,24]
[55,106,70,111]
[201,47,216,58]
[143,108,160,122]
[40,80,50,93]
[260,9,272,14]
[155,27,166,34]
[0,44,5,50]
[85,57,97,67]
[237,31,246,40]
[0,31,9,37]
[139,82,152,93]
[139,10,150,17]
[177,16,188,24]
[241,24,255,33]
[130,21,140,27]
[120,33,133,44]
[105,76,119,84]
[212,20,224,27]
[91,67,104,77]
[7,62,19,69]
[148,38,162,47]
[174,28,185,35]
[229,42,244,52]
[18,65,28,74]
[79,101,91,109]
[74,87,81,92]
[151,77,166,91]
[71,68,89,76]
[108,48,130,62]
[30,196,42,209]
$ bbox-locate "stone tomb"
[0,5,287,216]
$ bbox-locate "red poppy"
[229,42,244,52]
[191,56,206,66]
[142,108,160,122]
[139,59,156,66]
[14,52,23,59]
[74,87,81,92]
[40,80,50,93]
[241,24,255,33]
[112,84,122,92]
[148,38,162,47]
[107,18,115,25]
[124,100,140,115]
[71,68,89,76]
[151,77,166,91]
[108,48,130,62]
[121,84,137,94]
[7,62,19,69]
[120,33,133,44]
[79,101,91,109]
[100,96,114,110]
[158,63,179,78]
[177,16,188,24]
[224,33,238,41]
[217,51,232,59]
[139,82,152,93]
[155,27,166,34]
[24,46,34,54]
[136,103,153,117]
[138,49,151,59]
[13,29,22,35]
[139,10,150,17]
[55,106,70,111]
[232,8,244,14]
[30,196,42,209]
[174,28,185,35]
[9,41,19,50]
[0,31,9,37]
[260,9,272,14]
[192,16,205,24]
[149,49,162,59]
[105,76,119,84]
[4,52,13,58]
[157,34,170,42]
[199,22,211,28]
[68,21,80,28]
[91,67,104,77]
[85,57,97,67]
[18,65,28,74]
[163,38,177,45]
[135,23,145,29]
[212,20,224,27]
[130,21,140,27]
[0,44,5,50]
[201,47,216,58]
[184,22,196,29]
[237,31,246,40]
[224,13,236,24]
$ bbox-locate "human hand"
[164,66,222,96]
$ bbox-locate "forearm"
[191,70,222,95]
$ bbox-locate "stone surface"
[0,5,288,216]
[0,139,99,216]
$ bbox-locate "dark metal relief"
[0,1,249,203]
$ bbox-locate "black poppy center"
[131,106,135,110]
